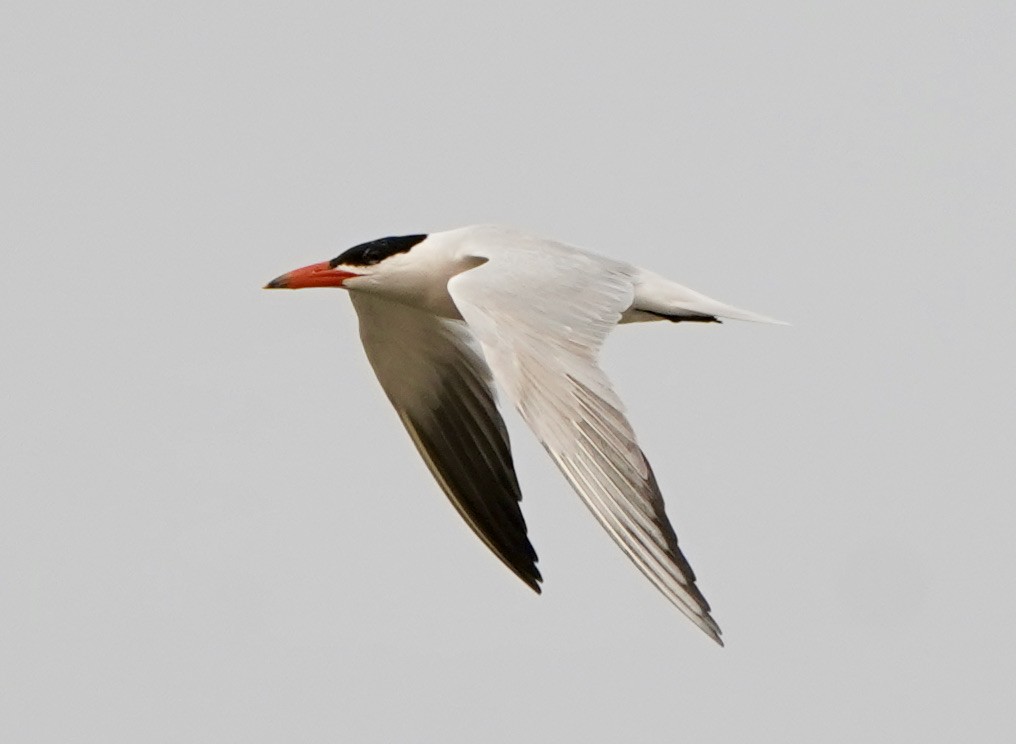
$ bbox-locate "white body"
[344,225,782,326]
[276,224,783,644]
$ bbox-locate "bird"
[265,224,783,644]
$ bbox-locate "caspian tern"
[265,224,782,644]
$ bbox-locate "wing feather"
[350,292,541,592]
[446,231,721,643]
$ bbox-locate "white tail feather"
[629,269,788,325]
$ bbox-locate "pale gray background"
[2,1,1013,742]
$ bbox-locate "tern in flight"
[265,225,782,644]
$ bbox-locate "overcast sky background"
[2,2,1014,742]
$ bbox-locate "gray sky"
[2,1,1013,741]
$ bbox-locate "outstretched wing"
[350,291,541,592]
[447,233,721,643]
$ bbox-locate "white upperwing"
[445,227,723,644]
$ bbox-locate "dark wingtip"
[668,314,721,324]
[517,564,543,594]
[527,573,543,595]
[641,310,721,323]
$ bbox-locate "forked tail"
[626,269,788,325]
